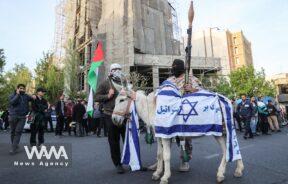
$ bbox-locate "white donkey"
[112,89,244,184]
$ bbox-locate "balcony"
[135,54,221,70]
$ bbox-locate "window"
[87,44,92,63]
[233,37,237,45]
[79,35,85,45]
[76,0,81,12]
[79,50,85,66]
[75,14,80,34]
[78,72,85,91]
[235,57,240,65]
[235,47,239,54]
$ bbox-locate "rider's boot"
[179,161,190,172]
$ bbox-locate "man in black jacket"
[72,97,86,137]
[95,63,126,174]
[30,88,48,147]
[8,84,35,154]
[55,94,66,136]
[237,94,254,139]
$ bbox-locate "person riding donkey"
[148,59,201,172]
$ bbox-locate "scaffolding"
[53,0,66,66]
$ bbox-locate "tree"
[214,76,235,99]
[0,49,5,74]
[0,64,33,109]
[230,66,276,97]
[34,52,64,103]
[63,40,80,99]
[0,49,6,109]
[45,65,64,103]
[215,66,276,98]
[34,52,52,88]
[129,72,150,92]
[0,49,6,86]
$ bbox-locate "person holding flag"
[95,63,126,174]
[87,41,125,173]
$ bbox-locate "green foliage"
[0,64,33,109]
[0,49,7,109]
[129,72,149,91]
[63,40,80,99]
[214,66,276,98]
[214,77,235,99]
[0,49,6,90]
[34,52,52,88]
[0,49,5,73]
[34,52,64,104]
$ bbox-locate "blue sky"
[177,0,288,76]
[0,0,287,76]
[0,0,58,73]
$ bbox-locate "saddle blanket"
[155,80,242,162]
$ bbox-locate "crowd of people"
[2,84,107,155]
[2,61,287,174]
[232,94,287,139]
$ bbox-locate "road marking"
[205,153,220,159]
[204,144,254,159]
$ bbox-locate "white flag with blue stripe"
[121,102,142,171]
[155,80,242,162]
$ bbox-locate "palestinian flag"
[87,41,104,117]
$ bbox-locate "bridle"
[112,96,133,121]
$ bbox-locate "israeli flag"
[155,80,242,162]
[121,102,142,171]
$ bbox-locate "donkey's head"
[111,74,134,127]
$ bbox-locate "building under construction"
[53,0,221,92]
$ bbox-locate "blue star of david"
[178,100,198,122]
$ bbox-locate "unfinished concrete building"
[58,0,221,92]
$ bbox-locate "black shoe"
[116,165,125,174]
[277,130,281,132]
[248,136,254,139]
[243,136,248,139]
[271,130,275,132]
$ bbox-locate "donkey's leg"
[215,136,227,183]
[152,138,164,181]
[234,159,244,177]
[160,138,171,184]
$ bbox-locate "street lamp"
[209,27,220,58]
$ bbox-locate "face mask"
[171,68,185,78]
[111,70,122,78]
[19,91,25,95]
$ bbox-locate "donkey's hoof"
[160,179,168,184]
[217,176,225,183]
[152,174,161,181]
[234,170,243,178]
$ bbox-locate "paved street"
[0,127,288,184]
